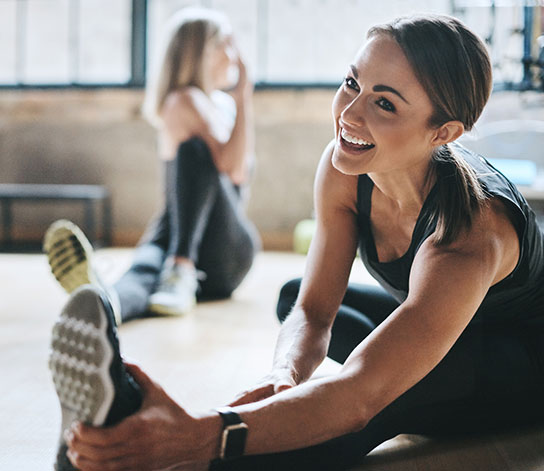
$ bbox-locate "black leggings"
[210,278,544,470]
[113,138,260,322]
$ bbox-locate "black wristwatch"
[215,407,248,460]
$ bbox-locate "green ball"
[293,219,316,254]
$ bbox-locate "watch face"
[222,423,248,460]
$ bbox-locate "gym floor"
[1,249,543,470]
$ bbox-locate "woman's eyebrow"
[349,64,359,78]
[372,84,410,104]
[349,65,410,105]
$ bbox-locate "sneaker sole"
[44,220,96,294]
[49,286,115,430]
[148,295,196,317]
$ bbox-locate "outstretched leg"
[112,241,166,322]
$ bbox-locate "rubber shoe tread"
[44,220,97,294]
[49,285,142,470]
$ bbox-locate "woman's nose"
[341,97,366,127]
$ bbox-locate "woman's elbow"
[347,403,371,434]
[338,375,373,434]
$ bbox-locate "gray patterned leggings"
[113,138,260,322]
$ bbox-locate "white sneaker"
[44,219,122,325]
[148,263,199,316]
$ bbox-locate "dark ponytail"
[369,15,492,245]
[431,145,487,245]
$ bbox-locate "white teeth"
[341,129,373,147]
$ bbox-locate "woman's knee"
[174,137,217,174]
[276,278,302,323]
[198,237,257,296]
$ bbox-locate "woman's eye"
[376,97,396,113]
[343,77,359,91]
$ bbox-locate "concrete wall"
[1,88,543,249]
[0,88,334,249]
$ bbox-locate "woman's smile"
[337,129,376,163]
[340,128,375,150]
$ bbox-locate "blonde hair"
[143,7,231,128]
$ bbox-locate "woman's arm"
[271,141,359,382]
[230,141,360,405]
[337,197,520,419]
[204,198,521,458]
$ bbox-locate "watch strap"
[215,407,248,460]
[216,406,243,425]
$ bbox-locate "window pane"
[0,1,17,83]
[1,0,132,86]
[147,0,259,80]
[147,0,200,77]
[147,0,456,85]
[78,0,132,83]
[264,0,450,84]
[209,0,259,80]
[455,5,525,85]
[25,0,70,84]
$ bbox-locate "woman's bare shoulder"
[315,140,358,214]
[419,196,520,286]
[450,197,519,250]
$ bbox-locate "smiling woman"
[54,13,544,471]
[333,17,492,246]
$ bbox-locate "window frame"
[0,0,147,90]
[1,0,541,92]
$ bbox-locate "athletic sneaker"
[148,262,199,316]
[49,285,142,471]
[44,219,122,325]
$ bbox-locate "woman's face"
[207,34,238,90]
[331,34,439,176]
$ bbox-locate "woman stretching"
[52,14,543,471]
[44,8,259,322]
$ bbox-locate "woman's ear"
[431,121,464,146]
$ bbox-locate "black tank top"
[356,142,544,326]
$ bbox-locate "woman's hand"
[231,50,253,101]
[65,362,211,471]
[228,368,298,407]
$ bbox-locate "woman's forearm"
[219,93,253,183]
[196,371,368,462]
[272,306,332,384]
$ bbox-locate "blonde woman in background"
[45,8,259,323]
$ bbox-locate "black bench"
[0,183,112,250]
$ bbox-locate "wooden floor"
[1,249,543,470]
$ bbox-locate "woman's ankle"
[172,256,195,269]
